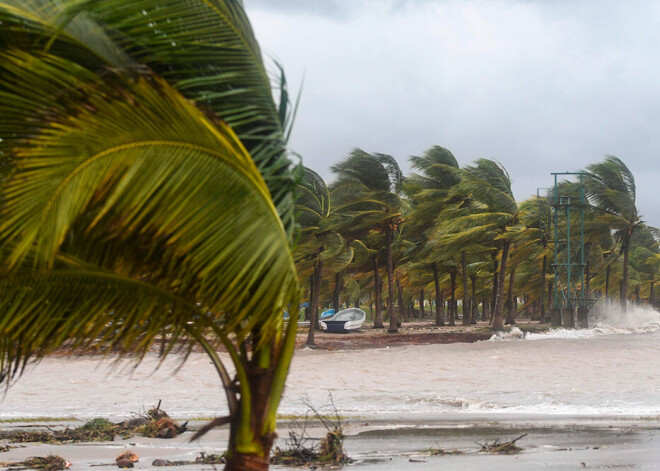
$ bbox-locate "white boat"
[320,308,365,333]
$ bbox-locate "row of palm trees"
[295,149,654,343]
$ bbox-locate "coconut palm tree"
[0,1,299,469]
[405,146,461,326]
[295,167,355,347]
[519,196,553,320]
[331,150,405,333]
[439,159,526,330]
[584,156,644,312]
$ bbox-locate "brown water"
[1,303,659,421]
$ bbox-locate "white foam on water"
[3,312,660,421]
[489,303,660,341]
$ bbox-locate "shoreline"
[298,319,544,350]
[1,415,658,470]
[50,319,533,357]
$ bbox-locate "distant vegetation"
[296,150,656,337]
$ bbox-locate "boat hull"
[319,308,366,333]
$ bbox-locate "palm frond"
[0,52,298,374]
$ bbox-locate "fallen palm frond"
[477,433,527,454]
[0,402,187,444]
[0,455,70,470]
[424,445,465,456]
[271,394,350,467]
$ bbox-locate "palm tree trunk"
[650,281,655,306]
[461,251,470,326]
[420,288,425,319]
[386,228,398,333]
[396,279,408,323]
[622,235,630,312]
[491,253,499,320]
[373,258,384,328]
[432,262,445,326]
[470,275,477,324]
[449,269,456,326]
[482,298,489,321]
[505,269,516,325]
[308,275,314,321]
[539,254,547,321]
[605,263,611,303]
[492,240,510,330]
[305,256,323,346]
[224,324,298,471]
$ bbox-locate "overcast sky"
[245,0,660,225]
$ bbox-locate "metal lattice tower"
[550,172,595,327]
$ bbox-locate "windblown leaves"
[0,50,298,381]
[0,0,296,238]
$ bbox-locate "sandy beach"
[1,416,659,470]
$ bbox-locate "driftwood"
[477,433,527,454]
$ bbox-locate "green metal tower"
[550,172,595,328]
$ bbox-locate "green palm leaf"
[0,0,296,238]
[0,51,298,379]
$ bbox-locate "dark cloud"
[246,0,660,225]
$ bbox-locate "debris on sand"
[116,450,139,463]
[116,458,134,468]
[271,395,350,466]
[0,455,71,470]
[194,452,225,464]
[0,401,187,444]
[477,433,527,454]
[424,446,465,456]
[151,452,225,467]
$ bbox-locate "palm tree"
[331,150,405,333]
[0,1,299,469]
[519,196,553,320]
[585,156,644,312]
[440,159,524,330]
[295,167,354,347]
[405,146,461,326]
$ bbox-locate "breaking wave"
[490,302,660,341]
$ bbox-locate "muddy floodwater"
[1,303,660,469]
[2,303,659,421]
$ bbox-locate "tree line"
[295,148,655,344]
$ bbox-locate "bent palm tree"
[331,150,405,333]
[440,160,526,330]
[405,146,461,326]
[584,156,644,312]
[295,167,355,346]
[0,1,298,470]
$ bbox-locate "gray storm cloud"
[245,0,660,225]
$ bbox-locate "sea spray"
[489,302,660,342]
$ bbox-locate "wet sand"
[1,417,659,470]
[295,320,497,350]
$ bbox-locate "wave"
[489,303,660,341]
